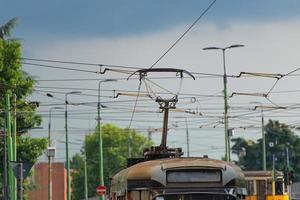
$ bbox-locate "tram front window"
[155,194,236,200]
[275,181,283,195]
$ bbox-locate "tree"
[0,18,47,199]
[0,18,18,39]
[71,124,153,200]
[232,120,300,181]
[0,18,41,130]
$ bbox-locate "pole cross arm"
[127,68,196,80]
[237,72,283,79]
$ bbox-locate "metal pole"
[147,129,152,141]
[84,138,88,200]
[48,109,52,200]
[48,107,61,200]
[203,45,244,162]
[19,163,23,200]
[65,94,71,200]
[6,93,15,200]
[222,49,230,162]
[286,147,292,200]
[98,81,104,200]
[261,106,266,170]
[185,118,190,157]
[272,154,275,196]
[97,79,116,199]
[12,94,17,196]
[161,102,169,149]
[3,115,8,200]
[128,133,132,158]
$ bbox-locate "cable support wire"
[21,57,144,70]
[33,89,206,105]
[22,58,227,77]
[35,85,221,98]
[34,75,224,82]
[22,61,136,76]
[128,80,142,129]
[149,0,217,68]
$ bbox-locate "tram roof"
[111,157,244,184]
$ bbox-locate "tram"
[110,153,247,200]
[110,68,247,200]
[244,171,289,200]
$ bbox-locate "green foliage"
[232,120,300,180]
[0,38,41,131]
[0,17,18,39]
[71,124,153,200]
[17,136,48,163]
[0,18,46,199]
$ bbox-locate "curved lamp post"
[98,79,117,200]
[203,44,244,161]
[65,91,81,200]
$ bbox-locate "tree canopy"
[0,18,47,199]
[71,124,153,200]
[231,120,300,181]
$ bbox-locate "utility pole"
[203,44,244,162]
[261,108,266,171]
[147,128,153,141]
[84,137,88,200]
[18,163,23,200]
[12,94,17,200]
[48,107,63,200]
[65,91,81,200]
[286,147,292,200]
[3,116,8,200]
[97,79,117,200]
[185,118,190,157]
[251,102,266,170]
[6,93,17,200]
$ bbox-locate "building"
[28,162,67,200]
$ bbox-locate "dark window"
[155,194,236,200]
[275,181,283,195]
[167,170,221,183]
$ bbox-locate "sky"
[2,0,300,161]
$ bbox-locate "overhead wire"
[149,0,217,68]
[128,80,142,129]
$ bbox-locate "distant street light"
[98,79,117,200]
[65,91,81,200]
[47,106,63,200]
[203,44,244,162]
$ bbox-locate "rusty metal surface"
[111,157,244,188]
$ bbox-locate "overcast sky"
[3,0,300,160]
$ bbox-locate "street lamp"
[98,79,117,200]
[65,91,81,200]
[203,44,244,162]
[47,106,63,200]
[251,101,266,171]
